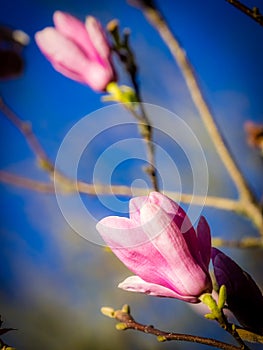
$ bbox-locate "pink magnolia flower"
[35,11,116,91]
[96,192,212,303]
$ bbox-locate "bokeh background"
[0,0,263,349]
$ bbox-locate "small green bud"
[200,293,225,323]
[157,335,167,342]
[107,19,119,34]
[115,322,128,331]
[38,158,54,172]
[107,19,121,48]
[218,285,227,310]
[252,7,260,16]
[103,246,112,253]
[103,82,138,105]
[121,304,130,314]
[100,307,115,318]
[204,313,216,320]
[200,293,218,312]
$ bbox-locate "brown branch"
[123,105,159,192]
[0,171,56,193]
[107,21,159,191]
[0,170,241,211]
[101,305,241,350]
[128,74,159,192]
[226,0,263,27]
[0,97,53,169]
[4,171,263,248]
[128,0,263,235]
[1,93,262,233]
[0,97,243,213]
[212,236,263,248]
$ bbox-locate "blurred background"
[0,0,263,349]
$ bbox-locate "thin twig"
[128,64,159,192]
[0,97,53,169]
[2,172,263,248]
[124,105,158,191]
[1,94,262,233]
[129,0,263,235]
[109,22,159,191]
[0,97,242,213]
[212,236,263,248]
[0,171,55,193]
[226,0,263,27]
[0,170,240,211]
[101,306,241,350]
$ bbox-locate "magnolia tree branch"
[129,0,263,235]
[226,0,263,27]
[0,97,53,171]
[107,22,159,191]
[0,96,242,213]
[0,170,241,211]
[212,236,263,249]
[0,95,262,239]
[128,62,159,192]
[2,171,263,248]
[0,89,262,236]
[101,305,242,350]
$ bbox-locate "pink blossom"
[96,192,212,303]
[35,11,116,91]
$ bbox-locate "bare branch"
[0,97,53,169]
[0,170,241,213]
[128,0,263,235]
[101,305,242,350]
[226,0,263,27]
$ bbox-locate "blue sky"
[0,1,263,349]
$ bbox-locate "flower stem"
[200,293,250,349]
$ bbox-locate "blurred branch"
[0,171,55,193]
[226,0,263,27]
[3,168,262,248]
[0,97,53,170]
[1,95,262,235]
[101,304,241,350]
[0,170,242,212]
[107,20,159,191]
[129,0,263,235]
[212,236,263,248]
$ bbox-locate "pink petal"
[85,16,111,59]
[140,203,210,296]
[129,195,148,224]
[53,60,114,90]
[147,192,201,264]
[118,276,200,302]
[196,216,211,269]
[96,216,176,289]
[97,216,147,247]
[53,11,99,61]
[35,28,90,72]
[35,28,111,90]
